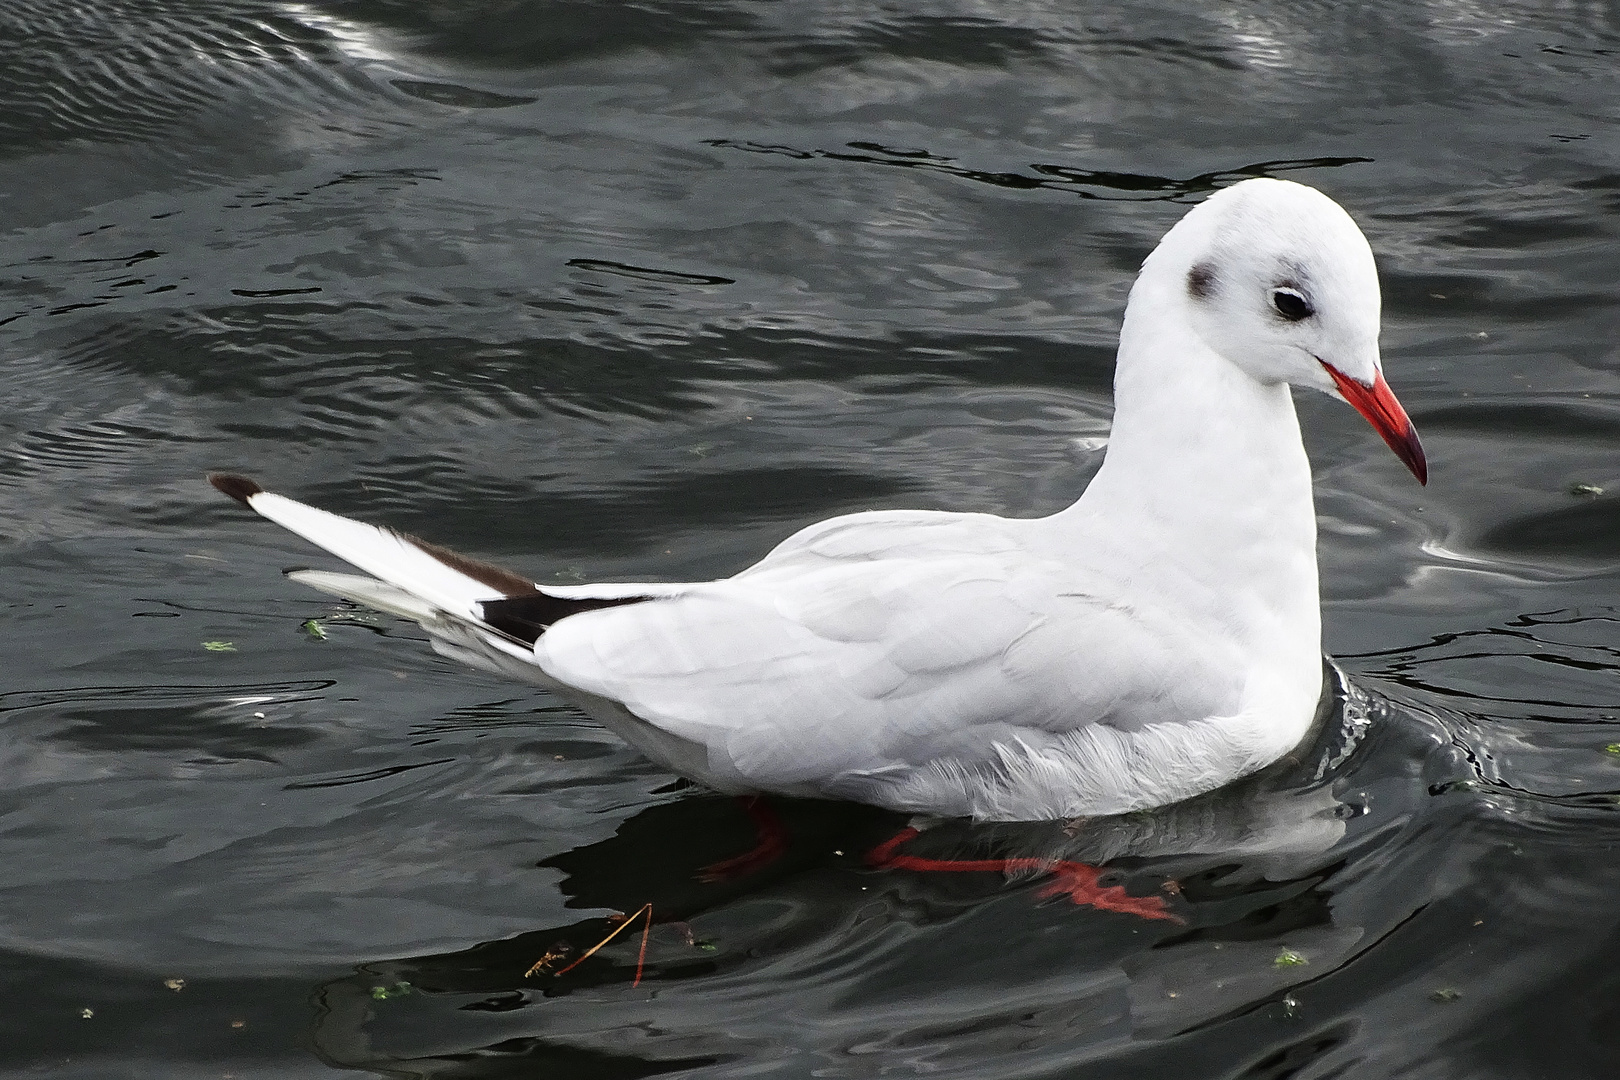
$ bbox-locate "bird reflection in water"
[308,663,1395,1074]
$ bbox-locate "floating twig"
[531,903,654,987]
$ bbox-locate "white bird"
[210,177,1425,823]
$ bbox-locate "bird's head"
[1162,177,1426,484]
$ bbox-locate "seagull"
[209,177,1424,824]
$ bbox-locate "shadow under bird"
[209,177,1426,824]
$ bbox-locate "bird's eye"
[1271,288,1313,321]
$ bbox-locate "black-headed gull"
[210,177,1424,823]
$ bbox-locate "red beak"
[1320,362,1427,485]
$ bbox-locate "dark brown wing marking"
[480,593,652,646]
[208,472,264,505]
[405,535,543,598]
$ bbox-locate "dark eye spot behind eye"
[1272,288,1312,321]
[1187,262,1216,300]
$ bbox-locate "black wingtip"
[208,473,264,506]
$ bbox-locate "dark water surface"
[3,1,1619,1076]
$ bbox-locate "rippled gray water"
[2,1,1619,1077]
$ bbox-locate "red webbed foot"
[696,796,789,883]
[865,826,1182,923]
[1033,862,1180,921]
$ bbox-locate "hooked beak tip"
[1320,362,1427,485]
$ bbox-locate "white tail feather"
[286,570,444,623]
[246,491,525,620]
[289,570,557,686]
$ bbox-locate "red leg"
[864,826,1180,922]
[697,796,789,883]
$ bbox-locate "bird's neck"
[1051,271,1320,645]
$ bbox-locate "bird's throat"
[1052,298,1321,646]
